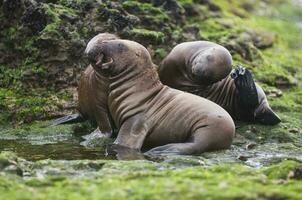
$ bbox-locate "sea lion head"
[191,46,232,84]
[253,84,281,125]
[85,38,154,77]
[84,33,119,75]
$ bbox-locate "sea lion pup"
[54,33,118,137]
[158,41,281,125]
[85,38,235,155]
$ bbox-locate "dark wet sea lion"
[85,38,235,155]
[158,41,281,125]
[54,33,118,136]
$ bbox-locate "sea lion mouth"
[95,53,104,66]
[94,53,114,71]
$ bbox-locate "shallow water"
[0,139,115,161]
[0,124,118,161]
[0,123,301,169]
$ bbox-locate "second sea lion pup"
[54,33,118,137]
[85,38,235,155]
[158,41,281,125]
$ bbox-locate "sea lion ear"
[255,107,281,125]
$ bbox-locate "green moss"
[253,63,296,86]
[178,0,193,6]
[0,152,17,160]
[125,28,165,44]
[263,160,302,179]
[269,89,302,111]
[0,88,68,124]
[122,1,169,23]
[235,109,302,147]
[40,3,78,40]
[154,48,168,61]
[1,158,302,200]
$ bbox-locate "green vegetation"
[0,152,302,200]
[0,0,302,199]
[124,28,165,44]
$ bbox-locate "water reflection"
[0,139,115,161]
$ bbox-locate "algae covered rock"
[0,152,28,176]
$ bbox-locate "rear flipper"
[52,113,86,126]
[231,65,259,120]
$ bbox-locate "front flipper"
[52,113,85,126]
[114,115,148,150]
[231,65,259,120]
[80,127,113,147]
[82,127,112,140]
[145,143,195,155]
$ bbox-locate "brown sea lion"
[158,41,281,125]
[54,33,118,137]
[85,38,235,155]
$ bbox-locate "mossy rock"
[263,160,302,180]
[122,28,165,45]
[0,156,302,200]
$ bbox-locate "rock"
[0,156,23,176]
[100,5,139,31]
[222,32,262,62]
[249,31,276,49]
[2,0,23,19]
[182,25,200,41]
[289,128,300,134]
[237,155,250,161]
[251,126,258,133]
[153,0,185,22]
[183,4,199,16]
[267,88,283,98]
[241,1,255,12]
[21,3,47,34]
[0,158,10,169]
[3,164,23,176]
[230,7,247,18]
[195,0,221,12]
[207,2,221,12]
[287,168,302,180]
[246,143,257,150]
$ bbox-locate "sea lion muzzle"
[86,50,114,75]
[94,53,114,68]
[101,57,114,70]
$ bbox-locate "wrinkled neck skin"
[91,68,110,109]
[204,76,241,119]
[108,64,163,127]
[94,69,109,86]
